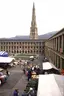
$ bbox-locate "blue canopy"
[0,51,8,57]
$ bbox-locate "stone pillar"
[61,35,63,53]
[57,56,60,68]
[56,38,57,51]
[53,53,55,64]
[54,54,55,65]
[56,55,57,67]
[60,58,62,70]
[58,37,60,51]
[54,54,56,67]
[56,56,58,68]
[54,39,56,50]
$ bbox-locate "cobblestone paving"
[0,65,28,96]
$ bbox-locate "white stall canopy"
[42,62,59,70]
[0,68,4,71]
[0,57,15,63]
[37,74,64,96]
[29,56,34,59]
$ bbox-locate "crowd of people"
[23,65,40,81]
[20,65,40,96]
[12,60,41,96]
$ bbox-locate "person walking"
[13,89,19,96]
[6,69,10,76]
[27,69,31,81]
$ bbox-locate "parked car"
[0,72,7,85]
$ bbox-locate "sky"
[0,0,64,38]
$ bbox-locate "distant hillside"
[39,31,57,39]
[0,31,57,39]
[11,35,29,39]
[10,31,57,39]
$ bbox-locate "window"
[14,50,16,53]
[6,42,8,44]
[22,46,24,48]
[14,42,16,44]
[22,50,24,53]
[31,50,32,53]
[14,46,16,49]
[25,46,27,48]
[9,42,10,44]
[1,46,2,49]
[17,50,18,53]
[20,51,21,53]
[37,46,38,48]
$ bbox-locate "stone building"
[45,28,64,70]
[0,2,64,71]
[0,39,44,55]
[0,3,44,55]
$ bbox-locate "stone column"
[54,39,56,50]
[54,54,56,67]
[57,56,60,68]
[54,54,55,65]
[56,55,57,67]
[60,58,62,70]
[56,38,57,50]
[58,37,60,51]
[56,56,58,68]
[53,53,55,64]
[61,35,63,53]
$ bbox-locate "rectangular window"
[1,46,2,49]
[14,42,16,44]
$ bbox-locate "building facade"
[0,2,64,71]
[0,39,44,55]
[45,28,64,70]
[0,3,44,55]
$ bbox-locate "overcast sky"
[0,0,64,38]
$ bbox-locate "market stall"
[0,57,15,68]
[37,74,64,96]
[42,62,60,74]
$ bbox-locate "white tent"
[0,68,4,71]
[0,57,15,63]
[42,62,59,70]
[37,74,64,96]
[29,56,34,59]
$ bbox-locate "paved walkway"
[11,65,28,96]
[12,74,28,95]
[0,65,28,96]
